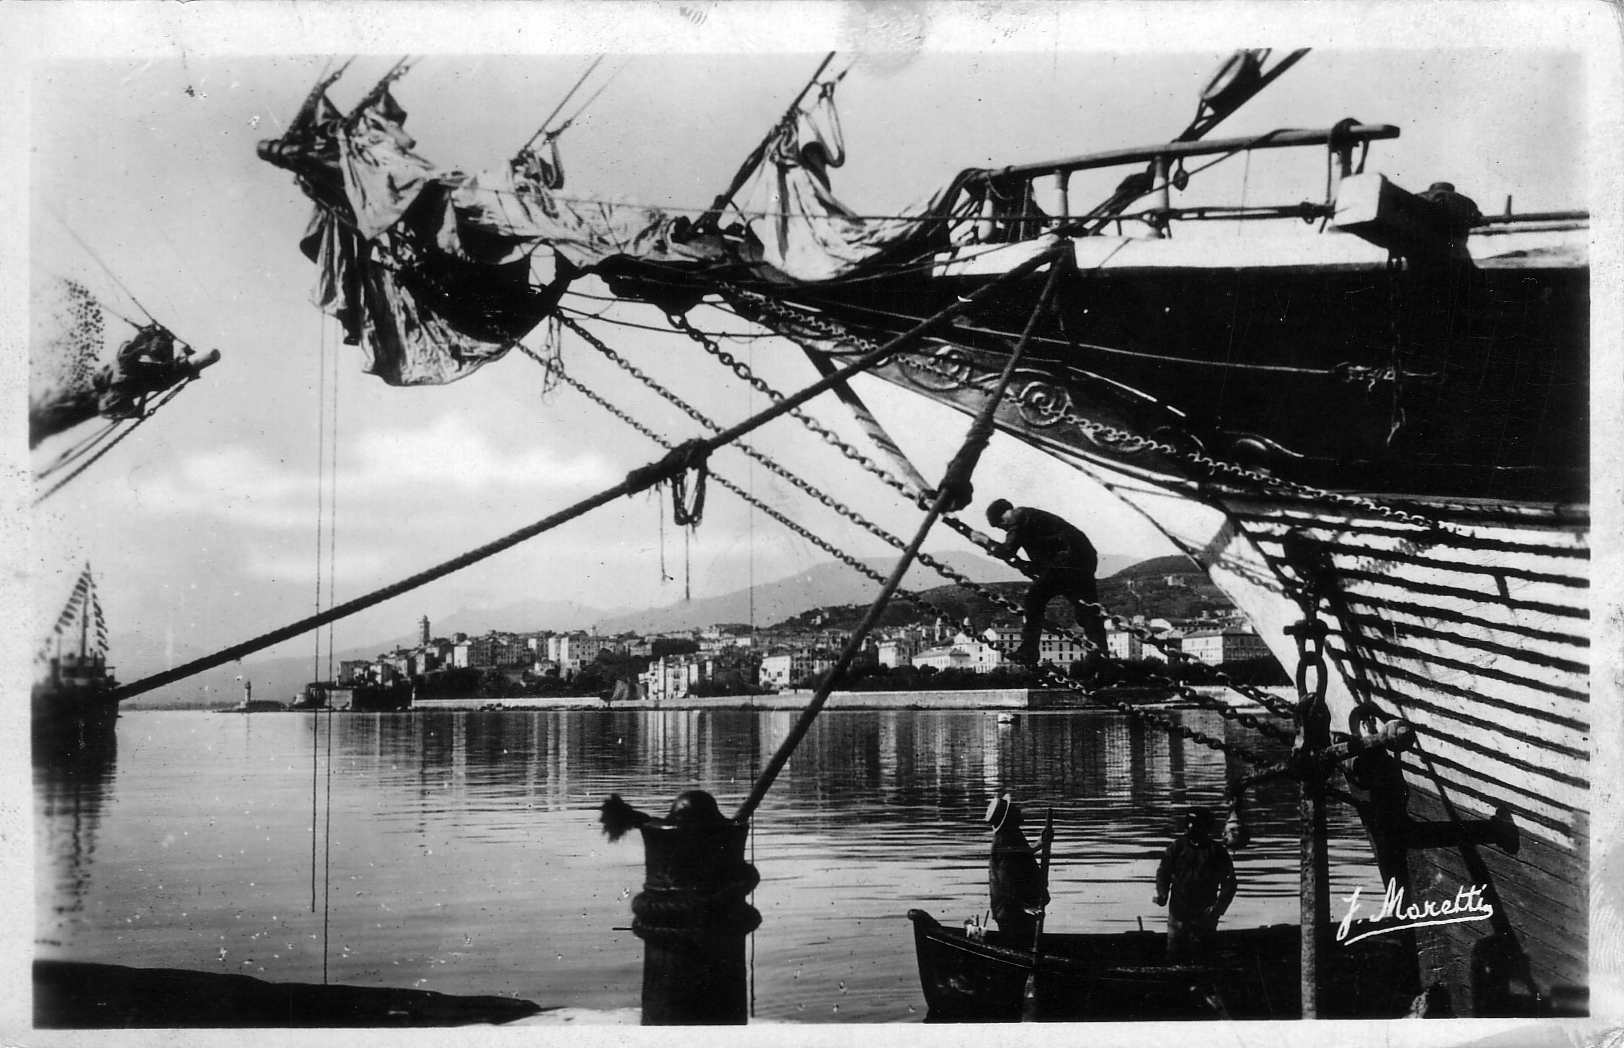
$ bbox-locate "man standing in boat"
[1153,807,1237,962]
[985,499,1109,668]
[985,793,1049,941]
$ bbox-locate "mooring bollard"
[628,790,760,1025]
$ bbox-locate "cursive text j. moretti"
[1336,880,1494,946]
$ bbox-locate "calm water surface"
[36,705,1382,1023]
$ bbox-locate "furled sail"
[735,79,943,282]
[260,65,970,388]
[265,81,731,386]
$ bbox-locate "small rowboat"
[906,909,1415,1021]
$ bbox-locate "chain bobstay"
[653,308,1300,731]
[540,343,1284,768]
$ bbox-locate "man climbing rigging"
[985,498,1109,667]
[1153,807,1238,962]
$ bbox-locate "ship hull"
[1150,487,1589,1018]
[740,226,1588,505]
[32,682,121,765]
[755,230,1594,1016]
[857,350,1590,1016]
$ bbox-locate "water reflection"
[34,737,119,947]
[35,706,1378,1023]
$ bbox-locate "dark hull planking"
[767,253,1588,504]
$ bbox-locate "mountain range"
[116,549,1145,707]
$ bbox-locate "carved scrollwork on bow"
[1014,379,1072,429]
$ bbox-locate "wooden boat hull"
[906,910,1413,1021]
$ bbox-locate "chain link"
[666,306,1298,732]
[665,311,925,504]
[543,348,1278,765]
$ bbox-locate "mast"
[696,51,837,232]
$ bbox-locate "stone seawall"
[417,689,1085,712]
[408,685,1284,714]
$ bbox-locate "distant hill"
[767,554,1224,633]
[594,549,1039,634]
[1098,555,1230,622]
[1111,553,1201,578]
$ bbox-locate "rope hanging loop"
[625,437,711,527]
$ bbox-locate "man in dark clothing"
[985,792,1049,942]
[986,498,1109,666]
[1154,807,1238,962]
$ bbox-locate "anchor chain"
[1284,577,1333,756]
[657,309,1295,735]
[665,310,922,504]
[544,356,1278,767]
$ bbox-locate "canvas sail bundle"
[736,80,944,282]
[261,70,954,386]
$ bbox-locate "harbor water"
[35,704,1382,1023]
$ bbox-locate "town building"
[877,636,919,668]
[759,649,838,689]
[1180,626,1270,665]
[550,632,617,675]
[1105,627,1179,663]
[915,632,1002,673]
[984,624,1092,669]
[640,653,707,702]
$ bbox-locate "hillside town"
[323,605,1274,708]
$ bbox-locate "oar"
[1020,808,1056,1020]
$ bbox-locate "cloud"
[122,414,618,534]
[348,415,616,492]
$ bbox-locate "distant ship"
[34,566,120,763]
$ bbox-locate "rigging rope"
[314,313,328,688]
[323,703,335,983]
[35,418,123,482]
[542,350,1276,768]
[735,258,1066,823]
[687,292,1301,723]
[519,55,605,154]
[310,681,319,913]
[33,383,190,506]
[542,58,626,143]
[44,207,156,325]
[327,320,342,682]
[700,51,837,231]
[106,243,1063,704]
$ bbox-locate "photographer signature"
[1336,880,1493,946]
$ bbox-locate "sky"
[9,3,1607,690]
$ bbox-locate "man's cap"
[984,792,1018,829]
[1185,806,1215,828]
[986,498,1013,525]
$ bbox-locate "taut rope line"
[33,384,191,506]
[105,245,1067,703]
[734,255,1067,824]
[547,361,1274,768]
